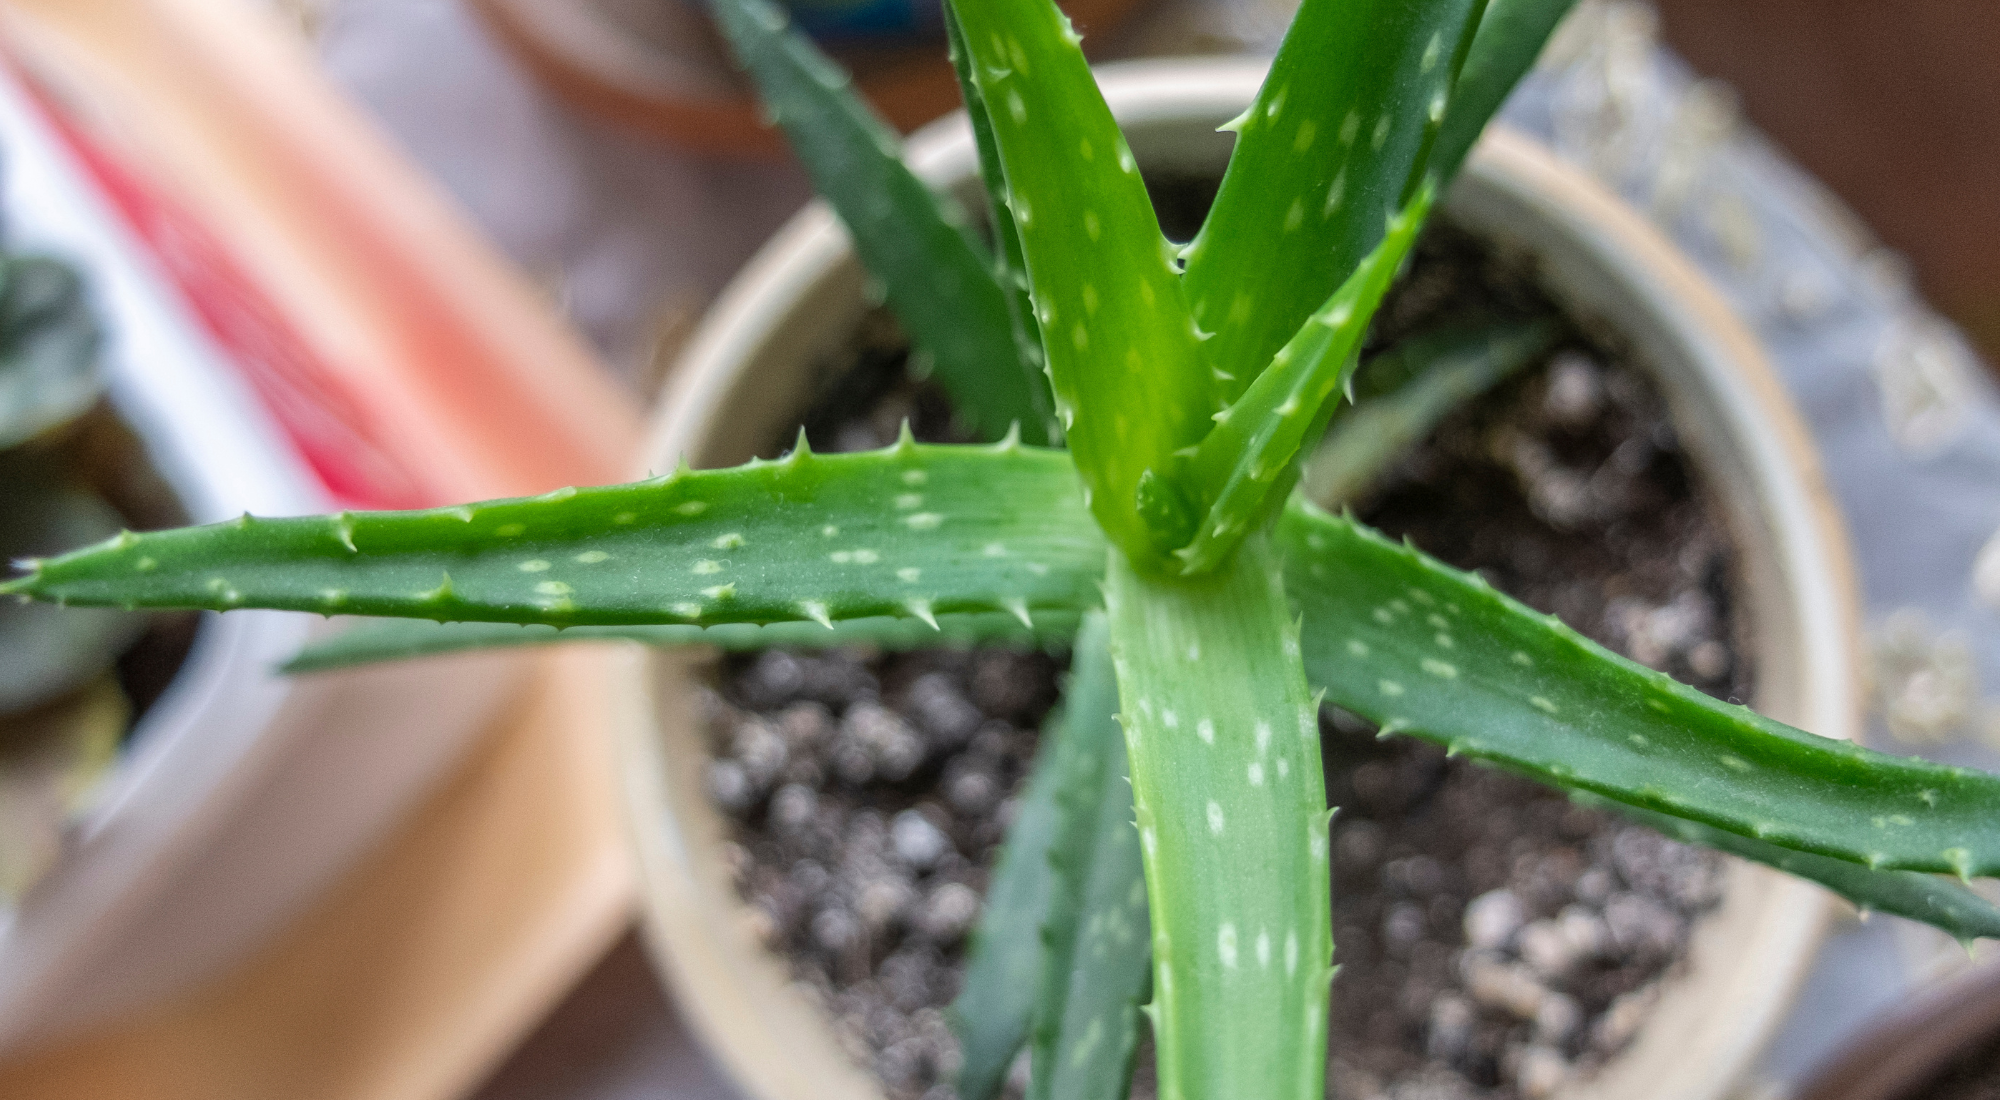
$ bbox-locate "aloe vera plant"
[8,0,2000,1096]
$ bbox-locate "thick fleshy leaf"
[709,0,1046,445]
[950,0,1212,566]
[283,611,1081,673]
[943,3,1057,443]
[1179,0,1483,398]
[0,470,146,713]
[1106,534,1332,1100]
[1585,796,2000,943]
[0,256,102,449]
[1028,614,1149,1100]
[952,653,1076,1100]
[2,437,1106,630]
[1430,0,1582,186]
[1302,317,1558,507]
[1277,501,2000,879]
[1172,185,1434,574]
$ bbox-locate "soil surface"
[700,201,1744,1100]
[1927,1032,2000,1100]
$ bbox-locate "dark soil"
[699,200,1742,1100]
[1927,1033,2000,1100]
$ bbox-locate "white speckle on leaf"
[1248,762,1266,786]
[1255,720,1272,755]
[710,533,744,550]
[692,559,723,575]
[675,501,708,516]
[1285,930,1299,977]
[1256,929,1272,968]
[1218,923,1239,968]
[701,584,735,600]
[1380,679,1406,696]
[1006,90,1026,122]
[1196,718,1216,745]
[905,513,943,529]
[895,493,923,510]
[1531,696,1560,714]
[519,560,551,573]
[1347,639,1369,656]
[822,524,840,537]
[612,512,636,525]
[575,550,610,564]
[1207,801,1225,835]
[1421,658,1458,679]
[896,567,921,583]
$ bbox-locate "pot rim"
[623,56,1861,1100]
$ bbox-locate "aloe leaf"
[1580,795,2000,943]
[0,470,146,713]
[949,0,1212,566]
[1303,317,1558,507]
[2,436,1107,631]
[1277,501,2000,880]
[1028,613,1149,1100]
[1106,534,1331,1100]
[282,610,1081,673]
[952,719,1064,1100]
[708,0,1045,445]
[943,3,1057,443]
[1173,185,1434,575]
[1179,0,1483,398]
[1430,0,1581,186]
[0,256,102,449]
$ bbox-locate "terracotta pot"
[607,57,1862,1100]
[470,0,1151,155]
[1796,961,2000,1100]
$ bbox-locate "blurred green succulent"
[0,251,134,897]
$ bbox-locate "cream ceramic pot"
[608,57,1860,1100]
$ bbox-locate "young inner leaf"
[948,0,1212,567]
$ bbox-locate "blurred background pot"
[603,58,1860,1100]
[469,0,1152,154]
[1795,959,2000,1100]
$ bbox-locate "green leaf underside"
[709,0,1045,446]
[1304,317,1559,507]
[950,0,1212,566]
[953,660,1078,1100]
[282,611,1081,674]
[1179,0,1483,404]
[18,438,2000,886]
[1174,185,1435,574]
[1,440,1099,630]
[1277,502,2000,880]
[0,257,102,450]
[1029,614,1150,1100]
[1106,534,1332,1100]
[1581,796,2000,943]
[1430,0,1582,188]
[943,3,1058,444]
